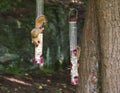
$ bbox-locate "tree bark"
[76,0,100,93]
[96,0,120,93]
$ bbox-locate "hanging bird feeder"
[31,0,46,67]
[69,8,79,85]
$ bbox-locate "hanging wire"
[35,0,45,68]
[36,0,44,18]
[69,8,78,19]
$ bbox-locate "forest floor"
[0,71,76,93]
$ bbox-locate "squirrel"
[31,16,47,45]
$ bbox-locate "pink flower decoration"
[70,76,79,85]
[70,81,78,85]
[40,55,44,64]
[70,81,75,85]
[72,49,77,56]
[33,55,44,64]
[74,76,79,84]
[33,59,38,64]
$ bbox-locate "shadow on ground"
[0,71,76,93]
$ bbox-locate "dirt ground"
[0,71,76,93]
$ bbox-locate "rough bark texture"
[76,0,100,93]
[96,0,120,93]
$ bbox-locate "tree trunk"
[96,0,120,93]
[76,0,100,93]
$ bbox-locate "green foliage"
[0,64,4,70]
[0,86,8,92]
[4,66,22,75]
[0,0,12,13]
[40,67,55,74]
[2,59,27,75]
[56,88,63,93]
[0,0,35,13]
[82,0,87,4]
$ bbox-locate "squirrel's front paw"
[32,37,41,46]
